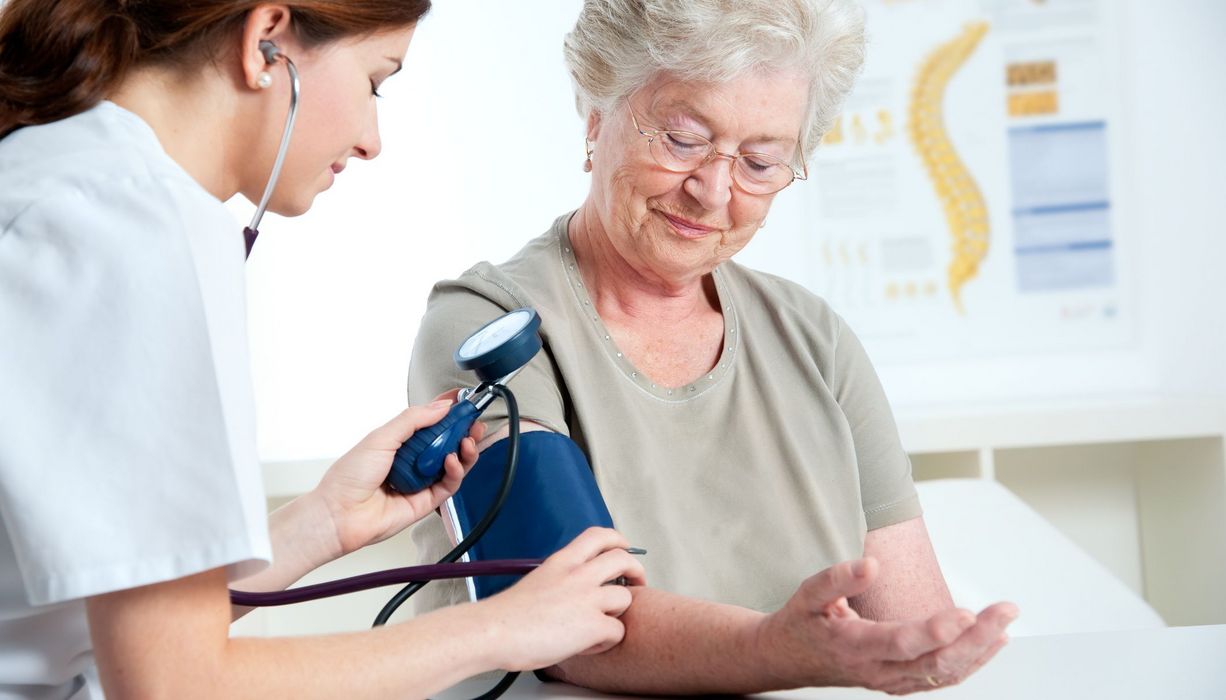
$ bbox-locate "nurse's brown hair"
[0,0,430,138]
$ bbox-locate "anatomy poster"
[798,0,1132,362]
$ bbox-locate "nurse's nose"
[354,107,383,160]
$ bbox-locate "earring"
[256,71,273,89]
[583,139,594,173]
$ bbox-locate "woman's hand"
[752,557,1018,694]
[477,527,647,672]
[313,392,485,556]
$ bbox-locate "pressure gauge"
[387,308,543,494]
[454,308,542,384]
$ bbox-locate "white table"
[437,624,1226,699]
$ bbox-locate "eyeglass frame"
[626,100,809,195]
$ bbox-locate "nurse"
[0,2,643,699]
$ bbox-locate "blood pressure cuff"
[447,431,613,599]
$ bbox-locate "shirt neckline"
[555,214,739,402]
[97,101,224,205]
[98,100,160,143]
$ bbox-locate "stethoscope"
[242,40,299,259]
[231,48,552,697]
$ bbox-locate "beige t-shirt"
[408,214,920,614]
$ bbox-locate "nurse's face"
[246,26,415,216]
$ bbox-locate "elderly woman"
[408,0,1017,695]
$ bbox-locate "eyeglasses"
[628,102,808,196]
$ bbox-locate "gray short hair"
[563,0,865,158]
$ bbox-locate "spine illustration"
[908,21,990,313]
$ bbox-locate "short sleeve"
[830,316,922,530]
[408,272,570,437]
[0,181,270,605]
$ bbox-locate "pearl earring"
[583,139,594,173]
[256,71,273,89]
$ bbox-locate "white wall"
[237,1,589,461]
[1125,0,1226,397]
[239,0,1226,463]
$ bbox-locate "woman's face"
[248,26,415,216]
[585,70,809,284]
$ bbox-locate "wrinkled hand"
[479,527,647,672]
[314,391,485,556]
[756,557,1017,694]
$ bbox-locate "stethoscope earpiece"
[258,40,281,65]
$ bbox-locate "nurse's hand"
[314,392,485,556]
[477,527,646,671]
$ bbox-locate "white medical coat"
[0,102,272,699]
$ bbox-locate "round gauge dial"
[454,308,542,382]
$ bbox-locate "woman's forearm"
[850,517,955,621]
[551,559,1014,696]
[229,491,342,619]
[547,586,785,695]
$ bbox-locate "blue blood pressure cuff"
[442,431,613,600]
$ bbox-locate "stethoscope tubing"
[230,558,541,607]
[245,48,300,256]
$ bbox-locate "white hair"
[563,0,866,158]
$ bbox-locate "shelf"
[895,395,1226,453]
